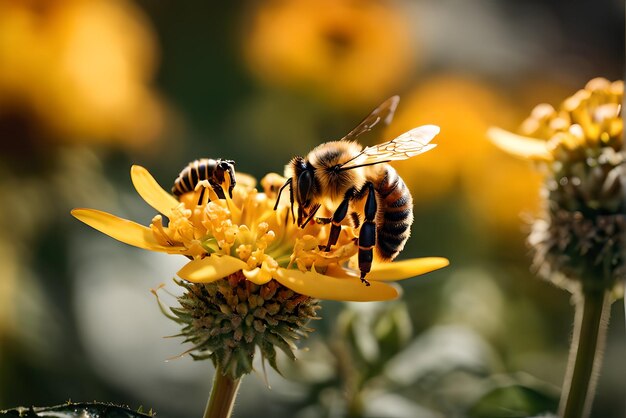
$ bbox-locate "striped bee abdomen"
[373,166,413,260]
[172,158,236,199]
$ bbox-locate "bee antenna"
[338,160,391,171]
[273,178,292,211]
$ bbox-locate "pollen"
[150,171,359,275]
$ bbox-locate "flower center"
[150,173,359,274]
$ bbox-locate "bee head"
[218,160,236,197]
[283,157,317,227]
[295,156,314,195]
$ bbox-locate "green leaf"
[0,402,155,417]
[467,378,559,418]
[373,302,412,365]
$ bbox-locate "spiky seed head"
[525,78,625,293]
[171,272,320,379]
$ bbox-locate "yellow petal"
[131,165,180,216]
[275,268,400,301]
[368,257,450,281]
[177,255,248,283]
[321,258,449,282]
[71,208,172,252]
[487,127,552,161]
[366,257,450,281]
[242,267,273,285]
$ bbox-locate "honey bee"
[172,158,236,200]
[274,96,440,284]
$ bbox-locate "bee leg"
[209,180,226,199]
[358,182,377,286]
[197,188,206,206]
[289,180,295,223]
[324,188,355,252]
[224,166,236,198]
[195,180,212,206]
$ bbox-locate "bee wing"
[341,96,400,142]
[339,125,440,170]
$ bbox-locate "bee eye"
[297,170,313,205]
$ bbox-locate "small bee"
[274,96,439,284]
[172,158,236,200]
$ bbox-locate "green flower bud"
[170,272,320,379]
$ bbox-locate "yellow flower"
[242,0,416,109]
[489,77,623,163]
[0,0,165,147]
[489,77,624,418]
[488,77,624,291]
[72,166,449,302]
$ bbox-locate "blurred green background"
[0,0,623,417]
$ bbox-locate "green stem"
[559,289,611,418]
[203,367,242,418]
[346,391,365,418]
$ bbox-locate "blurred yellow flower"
[242,0,416,109]
[385,75,543,233]
[489,77,624,290]
[490,78,624,418]
[0,0,165,147]
[490,78,623,161]
[72,166,448,302]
